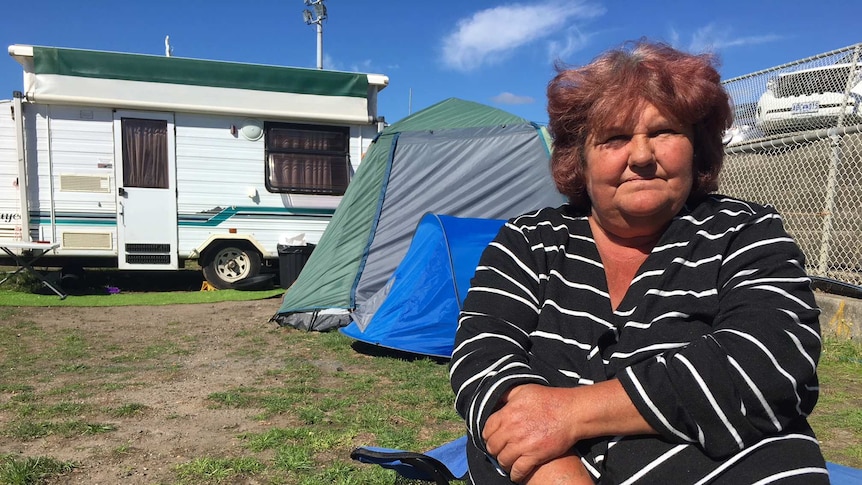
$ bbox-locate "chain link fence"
[719,43,862,286]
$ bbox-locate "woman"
[450,40,827,484]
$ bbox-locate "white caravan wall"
[1,103,381,264]
[174,113,378,259]
[0,101,20,239]
[32,105,118,253]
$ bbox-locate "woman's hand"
[483,380,656,483]
[483,384,581,482]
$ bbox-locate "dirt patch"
[0,299,304,484]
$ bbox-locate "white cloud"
[686,23,782,54]
[547,27,593,61]
[322,54,383,74]
[492,92,535,105]
[349,59,375,73]
[440,1,605,72]
[322,53,340,70]
[668,27,680,48]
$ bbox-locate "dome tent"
[342,213,506,358]
[273,98,563,331]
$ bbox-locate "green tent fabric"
[274,98,563,331]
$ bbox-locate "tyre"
[59,265,85,291]
[201,244,262,289]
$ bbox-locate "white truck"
[0,44,388,288]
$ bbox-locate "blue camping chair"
[828,461,862,484]
[352,435,862,484]
[351,436,468,484]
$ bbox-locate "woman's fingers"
[494,446,541,483]
[509,456,540,483]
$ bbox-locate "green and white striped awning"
[9,44,388,124]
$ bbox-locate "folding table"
[0,241,66,299]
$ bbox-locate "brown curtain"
[122,118,169,188]
[266,124,349,194]
[272,155,338,191]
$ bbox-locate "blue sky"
[1,0,860,125]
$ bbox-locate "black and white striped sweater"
[450,195,827,484]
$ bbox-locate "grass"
[0,289,859,484]
[0,266,284,306]
[174,456,265,484]
[809,336,862,466]
[4,420,116,440]
[0,455,76,485]
[0,287,284,307]
[107,403,147,418]
[0,304,465,484]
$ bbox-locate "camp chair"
[353,435,862,485]
[828,461,862,484]
[350,435,468,484]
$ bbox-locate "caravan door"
[113,111,179,270]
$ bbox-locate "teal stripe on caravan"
[29,207,334,227]
[33,212,116,225]
[178,206,336,227]
[32,46,369,98]
[34,220,117,226]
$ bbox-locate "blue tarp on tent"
[341,214,505,359]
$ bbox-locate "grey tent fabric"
[352,123,560,305]
[272,308,351,332]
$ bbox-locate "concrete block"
[816,291,861,339]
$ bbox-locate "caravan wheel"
[202,244,262,289]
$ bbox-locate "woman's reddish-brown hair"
[547,39,733,209]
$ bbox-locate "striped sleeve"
[449,217,549,454]
[617,203,822,458]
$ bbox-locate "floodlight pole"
[302,0,327,70]
[315,22,323,70]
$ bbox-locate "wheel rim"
[213,248,251,283]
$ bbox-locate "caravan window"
[265,123,350,195]
[121,118,169,189]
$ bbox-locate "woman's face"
[583,101,694,238]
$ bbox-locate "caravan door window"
[121,118,169,189]
[265,123,350,195]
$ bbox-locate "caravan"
[0,44,387,288]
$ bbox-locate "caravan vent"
[126,254,170,265]
[62,232,113,250]
[125,243,170,253]
[59,175,111,193]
